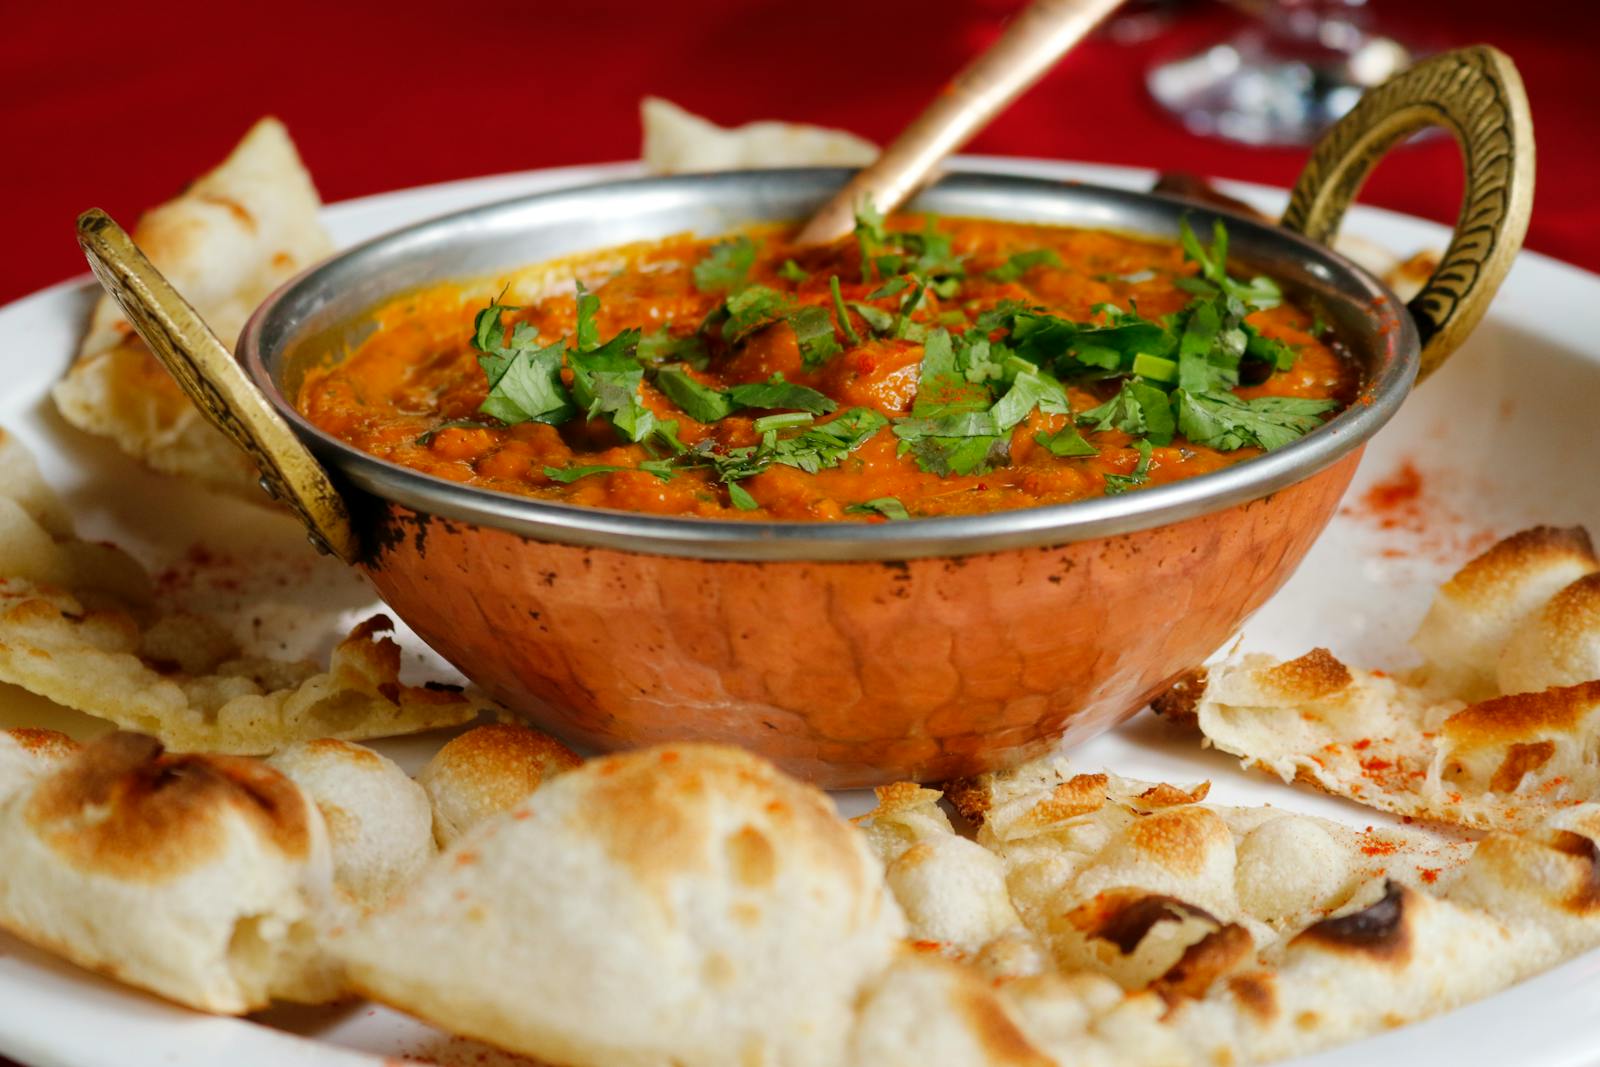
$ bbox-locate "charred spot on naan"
[1291,880,1411,962]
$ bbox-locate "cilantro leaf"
[789,304,842,367]
[986,248,1062,283]
[778,259,809,283]
[1175,391,1337,452]
[1104,439,1154,495]
[846,497,911,521]
[830,276,861,345]
[769,407,887,473]
[727,481,760,510]
[654,364,736,423]
[692,236,759,293]
[911,329,993,418]
[543,460,676,483]
[477,336,575,427]
[1178,217,1282,310]
[1033,424,1098,457]
[637,327,708,369]
[721,285,793,344]
[726,375,837,415]
[1077,379,1176,446]
[850,302,896,334]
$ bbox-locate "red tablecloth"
[1,0,1593,308]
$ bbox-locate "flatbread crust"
[0,428,485,752]
[0,732,338,1013]
[1161,526,1600,831]
[415,722,581,848]
[342,743,905,1067]
[641,97,876,174]
[53,117,334,497]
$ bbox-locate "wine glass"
[1146,0,1414,146]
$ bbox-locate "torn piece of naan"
[934,757,1469,992]
[54,117,334,498]
[854,757,1600,1067]
[0,731,341,1013]
[641,96,877,174]
[1159,526,1600,831]
[0,428,485,753]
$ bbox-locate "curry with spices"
[297,212,1357,521]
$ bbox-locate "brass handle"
[76,209,360,563]
[1281,45,1534,381]
[794,0,1124,246]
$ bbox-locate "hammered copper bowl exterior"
[357,451,1359,788]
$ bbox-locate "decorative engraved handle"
[77,210,360,562]
[794,0,1124,246]
[1281,45,1534,381]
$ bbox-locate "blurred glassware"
[1147,0,1414,146]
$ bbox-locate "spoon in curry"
[793,0,1127,247]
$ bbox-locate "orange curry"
[298,215,1357,521]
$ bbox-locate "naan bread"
[945,758,1468,991]
[342,743,905,1067]
[0,732,337,1013]
[415,721,581,848]
[1162,526,1600,830]
[54,117,334,497]
[641,97,876,174]
[0,728,80,804]
[846,785,1600,1067]
[854,782,1038,971]
[267,738,434,908]
[0,429,484,752]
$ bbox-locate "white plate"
[1,158,1598,1067]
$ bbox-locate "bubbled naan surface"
[343,743,905,1067]
[267,738,434,909]
[53,117,334,498]
[416,722,581,848]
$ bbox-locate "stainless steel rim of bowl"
[241,167,1418,562]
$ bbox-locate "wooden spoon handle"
[794,0,1125,247]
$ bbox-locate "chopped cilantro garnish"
[654,364,737,423]
[986,248,1062,283]
[752,412,813,433]
[720,285,793,344]
[685,407,888,505]
[850,302,895,334]
[1033,424,1098,457]
[726,375,837,415]
[1103,439,1154,495]
[778,258,810,283]
[472,299,577,427]
[846,497,911,521]
[543,460,676,484]
[829,276,861,346]
[1174,392,1337,452]
[692,236,759,293]
[1131,352,1178,383]
[727,481,759,510]
[1178,217,1282,309]
[637,327,708,369]
[866,277,909,301]
[789,304,842,367]
[1077,379,1176,446]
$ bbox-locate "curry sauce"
[297,215,1357,521]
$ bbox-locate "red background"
[2,0,1593,307]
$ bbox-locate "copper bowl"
[81,48,1532,787]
